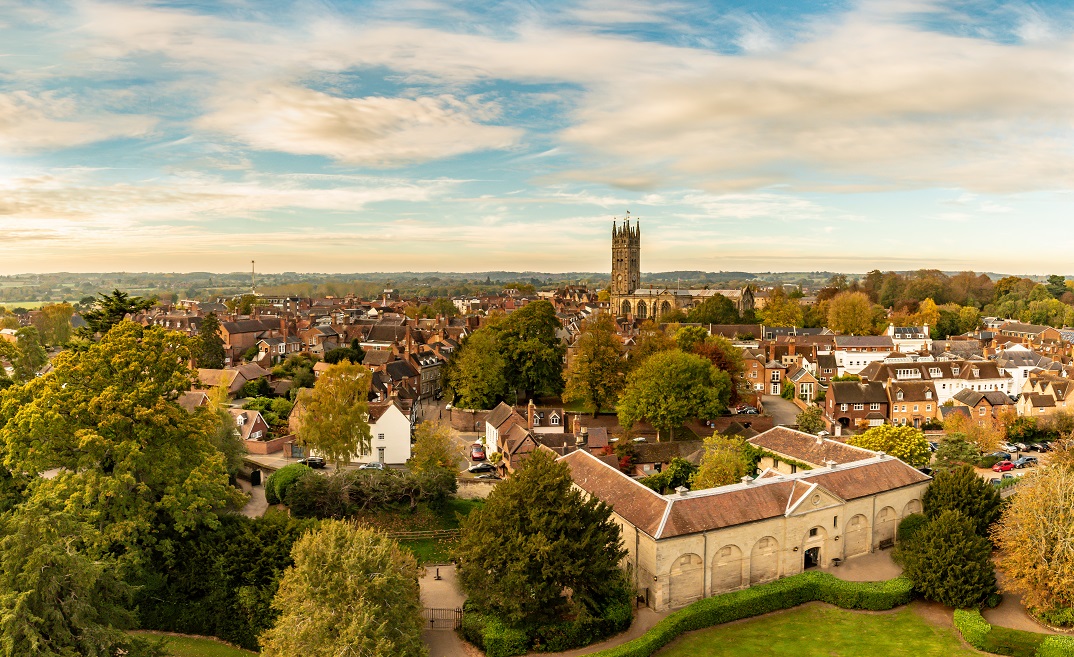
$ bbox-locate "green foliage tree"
[205,386,247,478]
[922,465,1002,538]
[196,312,226,369]
[674,325,709,353]
[628,320,675,369]
[34,302,74,346]
[9,327,47,383]
[324,338,365,365]
[686,294,740,325]
[760,286,803,327]
[81,289,156,337]
[264,463,313,506]
[296,361,371,468]
[446,328,507,409]
[639,457,697,494]
[692,434,750,489]
[259,520,426,657]
[932,436,981,469]
[618,350,730,441]
[847,424,930,467]
[0,321,242,571]
[456,450,629,625]
[1046,274,1069,299]
[827,291,877,335]
[901,509,997,608]
[409,421,463,473]
[795,406,825,434]
[563,314,625,416]
[494,300,566,397]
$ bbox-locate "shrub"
[977,455,1002,468]
[1038,636,1074,657]
[902,510,997,608]
[953,609,991,648]
[264,463,311,505]
[897,513,928,545]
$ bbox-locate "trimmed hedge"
[954,609,991,648]
[588,571,913,657]
[461,601,633,657]
[1037,636,1074,657]
[461,613,529,657]
[264,463,311,505]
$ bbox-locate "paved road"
[761,395,800,427]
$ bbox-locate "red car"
[470,443,486,461]
[992,460,1014,472]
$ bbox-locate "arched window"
[661,301,672,316]
[621,300,631,316]
[637,301,648,320]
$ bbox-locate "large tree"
[759,286,803,327]
[827,291,877,335]
[295,361,372,468]
[618,350,730,441]
[409,420,463,473]
[0,327,48,383]
[456,450,629,624]
[0,321,242,571]
[686,294,740,325]
[81,289,156,337]
[445,328,507,409]
[694,335,748,406]
[922,465,1002,538]
[628,320,675,369]
[994,465,1074,625]
[901,510,997,608]
[691,434,750,489]
[196,312,226,369]
[795,406,826,435]
[847,424,930,468]
[563,314,625,416]
[494,300,566,397]
[34,302,74,346]
[258,520,425,657]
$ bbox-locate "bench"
[879,538,895,550]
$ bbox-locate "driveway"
[760,395,800,427]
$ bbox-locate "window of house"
[790,464,797,474]
[551,415,560,426]
[913,405,919,412]
[926,405,932,411]
[979,407,986,416]
[953,367,960,376]
[840,403,848,411]
[929,368,941,377]
[251,431,261,439]
[809,528,818,537]
[870,403,880,410]
[834,516,838,528]
[378,433,385,440]
[853,403,864,410]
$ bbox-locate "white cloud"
[0,91,155,153]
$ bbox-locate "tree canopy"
[795,406,825,435]
[196,312,226,369]
[493,300,566,398]
[847,424,930,468]
[827,291,880,335]
[691,434,750,489]
[618,350,730,441]
[759,286,803,327]
[409,421,463,473]
[563,314,625,416]
[686,294,740,325]
[901,509,997,609]
[81,289,156,337]
[296,361,372,468]
[445,328,507,409]
[922,465,1002,538]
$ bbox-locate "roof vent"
[826,459,837,469]
[675,486,689,497]
[816,436,824,446]
[877,451,887,460]
[740,476,752,485]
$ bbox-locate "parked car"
[298,456,326,469]
[475,473,501,480]
[1001,443,1019,453]
[740,407,760,415]
[992,460,1015,472]
[990,478,1003,486]
[988,451,1012,461]
[359,462,384,470]
[1013,456,1038,469]
[470,443,486,461]
[1038,442,1053,452]
[1014,442,1028,452]
[467,462,495,474]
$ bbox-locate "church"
[609,218,755,320]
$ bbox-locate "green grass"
[980,625,1047,657]
[133,633,255,657]
[656,604,981,657]
[395,498,485,565]
[0,301,50,309]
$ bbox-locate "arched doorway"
[875,506,897,547]
[844,514,869,557]
[621,300,631,316]
[637,301,648,320]
[668,553,704,608]
[711,545,743,594]
[750,536,779,584]
[801,526,828,571]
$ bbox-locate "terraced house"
[563,428,929,612]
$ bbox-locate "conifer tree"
[923,465,1002,538]
[901,509,997,608]
[196,312,226,369]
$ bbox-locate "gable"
[786,483,844,516]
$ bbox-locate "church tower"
[611,216,640,315]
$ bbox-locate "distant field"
[0,301,50,309]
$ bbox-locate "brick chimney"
[527,399,536,431]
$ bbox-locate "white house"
[994,344,1053,393]
[484,401,523,455]
[886,324,932,354]
[356,401,412,466]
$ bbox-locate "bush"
[953,609,991,648]
[955,609,1048,657]
[264,463,312,505]
[588,571,912,657]
[977,455,1002,468]
[897,513,928,545]
[902,510,997,608]
[1038,636,1074,657]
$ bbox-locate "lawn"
[133,633,255,657]
[657,604,981,657]
[368,498,484,565]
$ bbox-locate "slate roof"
[828,381,888,404]
[952,389,1015,407]
[485,401,516,430]
[833,335,894,348]
[747,427,876,467]
[632,440,706,464]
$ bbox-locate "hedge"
[264,463,311,505]
[953,609,991,649]
[1037,636,1074,657]
[954,608,1052,657]
[588,571,913,657]
[461,601,633,657]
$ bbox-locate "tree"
[205,385,247,479]
[11,327,47,383]
[628,320,675,369]
[914,298,940,328]
[563,314,625,416]
[827,291,876,335]
[639,457,697,494]
[847,424,930,468]
[759,286,803,327]
[0,321,242,571]
[494,300,565,397]
[445,328,506,409]
[34,302,74,346]
[81,289,156,337]
[923,465,1002,538]
[686,294,740,325]
[694,335,748,406]
[1046,274,1069,299]
[258,520,425,657]
[455,450,629,625]
[994,465,1074,625]
[618,350,730,441]
[932,436,981,469]
[795,406,825,434]
[296,361,372,469]
[409,421,463,473]
[674,325,709,353]
[692,434,750,489]
[943,410,1003,453]
[196,312,226,369]
[901,510,997,608]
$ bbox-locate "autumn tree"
[445,328,506,409]
[259,520,426,657]
[795,406,825,435]
[455,450,630,625]
[2,327,48,383]
[994,465,1074,626]
[943,410,1003,453]
[686,294,740,325]
[34,302,74,346]
[81,289,156,337]
[563,314,625,415]
[901,510,997,608]
[493,299,565,398]
[694,335,748,406]
[196,312,226,369]
[692,434,750,489]
[296,361,372,468]
[409,421,464,473]
[827,291,877,335]
[847,424,930,468]
[923,465,1002,538]
[914,298,940,328]
[639,457,697,494]
[760,286,803,327]
[628,321,676,370]
[618,350,730,441]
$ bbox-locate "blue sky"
[2,0,1074,274]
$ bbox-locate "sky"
[2,0,1074,275]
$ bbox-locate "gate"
[422,607,463,630]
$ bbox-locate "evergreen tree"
[196,312,226,369]
[81,289,156,337]
[901,509,997,608]
[923,464,1002,538]
[456,450,629,624]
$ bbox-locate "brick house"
[824,381,889,433]
[886,381,940,428]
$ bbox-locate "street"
[760,395,801,427]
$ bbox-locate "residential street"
[760,395,800,427]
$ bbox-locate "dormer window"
[897,391,904,400]
[236,415,246,426]
[925,390,932,400]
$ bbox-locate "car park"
[1013,456,1038,469]
[475,473,501,480]
[988,451,1012,461]
[470,443,486,461]
[992,460,1015,472]
[359,462,384,470]
[467,462,495,474]
[298,456,326,469]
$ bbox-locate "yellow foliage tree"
[944,410,1003,454]
[691,434,749,489]
[296,361,371,468]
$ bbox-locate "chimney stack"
[527,399,535,431]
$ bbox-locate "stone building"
[562,427,929,611]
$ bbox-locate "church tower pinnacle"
[610,213,640,315]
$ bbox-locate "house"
[886,381,941,429]
[484,402,525,454]
[764,360,788,395]
[562,447,929,611]
[815,353,837,386]
[177,391,210,414]
[629,440,706,477]
[832,336,894,376]
[885,324,932,354]
[787,367,822,405]
[743,351,766,392]
[746,427,876,474]
[525,399,566,434]
[951,389,1016,425]
[824,381,889,433]
[229,408,271,441]
[219,319,283,363]
[358,401,412,466]
[858,360,1012,404]
[993,345,1053,392]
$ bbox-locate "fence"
[422,607,463,630]
[386,529,460,541]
